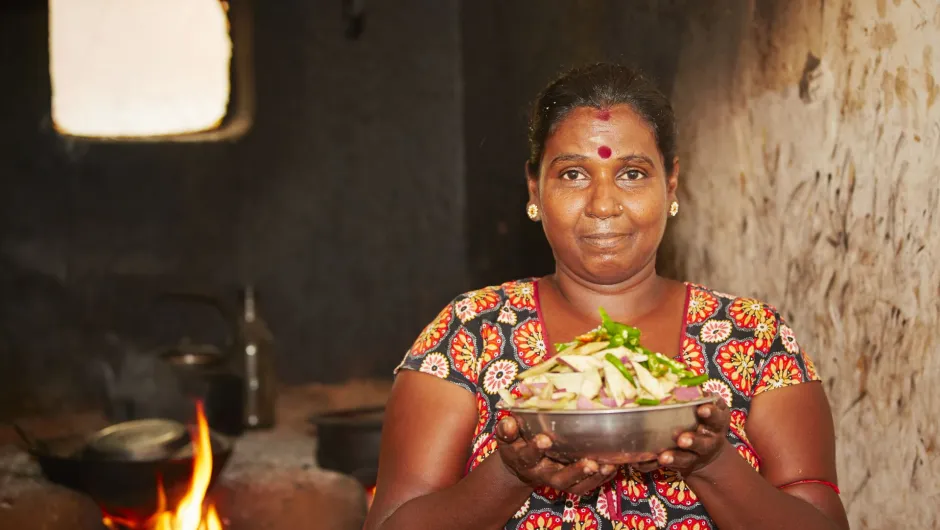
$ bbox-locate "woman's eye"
[561,169,584,181]
[622,169,646,180]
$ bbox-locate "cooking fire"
[101,403,224,530]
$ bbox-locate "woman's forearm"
[684,442,844,530]
[374,456,533,530]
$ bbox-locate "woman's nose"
[585,178,622,219]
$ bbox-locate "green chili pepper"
[645,354,668,377]
[677,374,708,387]
[608,334,625,348]
[653,352,690,375]
[599,307,641,345]
[555,342,573,353]
[624,327,641,347]
[604,353,637,387]
[598,307,621,336]
[635,397,661,406]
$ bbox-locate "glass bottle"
[238,286,277,429]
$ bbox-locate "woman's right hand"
[495,416,619,497]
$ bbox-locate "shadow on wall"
[0,0,466,418]
[1,0,700,419]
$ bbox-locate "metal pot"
[15,422,233,522]
[308,405,385,488]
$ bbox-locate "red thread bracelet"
[778,479,840,495]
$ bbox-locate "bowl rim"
[497,396,717,415]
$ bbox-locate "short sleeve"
[752,310,821,397]
[394,299,477,394]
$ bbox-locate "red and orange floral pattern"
[686,288,719,324]
[513,318,548,367]
[483,359,518,394]
[480,322,503,370]
[752,314,777,353]
[716,340,757,395]
[473,392,490,439]
[505,280,537,311]
[571,507,599,530]
[728,409,749,444]
[754,354,803,395]
[701,379,733,407]
[648,496,667,528]
[728,298,769,329]
[680,337,706,376]
[419,352,449,379]
[699,319,732,344]
[409,305,453,356]
[456,287,502,323]
[450,327,479,383]
[467,435,496,473]
[521,512,564,530]
[779,325,799,354]
[498,300,519,326]
[396,280,819,529]
[652,469,698,508]
[668,517,713,530]
[622,467,649,503]
[802,350,819,381]
[736,443,761,471]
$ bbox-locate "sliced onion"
[672,385,703,402]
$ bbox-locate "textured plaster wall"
[667,1,939,527]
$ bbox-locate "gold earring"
[526,203,539,220]
[669,201,679,217]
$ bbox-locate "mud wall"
[667,1,939,527]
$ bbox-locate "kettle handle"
[150,290,239,354]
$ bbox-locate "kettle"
[99,290,247,437]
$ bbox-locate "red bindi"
[597,145,612,159]
[596,109,611,121]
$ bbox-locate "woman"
[363,64,849,530]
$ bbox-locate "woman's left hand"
[633,394,732,476]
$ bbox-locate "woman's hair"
[526,63,677,176]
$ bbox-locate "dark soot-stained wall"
[0,0,688,417]
[0,0,465,417]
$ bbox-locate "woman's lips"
[580,233,628,249]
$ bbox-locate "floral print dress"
[395,279,820,530]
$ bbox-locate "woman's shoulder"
[684,281,789,324]
[443,277,540,325]
[682,282,819,391]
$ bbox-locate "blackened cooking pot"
[20,426,233,523]
[308,405,384,487]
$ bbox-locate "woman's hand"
[495,416,618,496]
[633,394,732,475]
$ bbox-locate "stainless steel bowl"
[503,396,716,465]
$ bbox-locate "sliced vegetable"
[546,373,585,392]
[517,357,561,380]
[498,307,708,411]
[574,341,611,356]
[602,361,636,405]
[629,359,668,400]
[653,352,691,375]
[580,369,603,400]
[646,353,668,378]
[604,353,637,387]
[557,355,604,372]
[677,373,709,387]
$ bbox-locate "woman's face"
[528,104,678,285]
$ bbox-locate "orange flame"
[103,402,223,530]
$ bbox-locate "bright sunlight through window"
[49,0,233,139]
